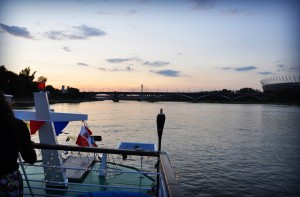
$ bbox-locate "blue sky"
[0,0,299,91]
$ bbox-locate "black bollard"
[157,109,166,152]
[156,109,165,196]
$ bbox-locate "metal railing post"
[18,154,34,197]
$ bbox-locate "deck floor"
[63,156,95,181]
[21,160,155,196]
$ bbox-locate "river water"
[24,101,300,196]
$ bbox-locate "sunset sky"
[1,0,299,92]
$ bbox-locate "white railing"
[19,143,183,197]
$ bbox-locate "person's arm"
[18,119,37,164]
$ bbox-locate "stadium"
[260,76,300,93]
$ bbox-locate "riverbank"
[12,97,299,107]
[12,97,96,107]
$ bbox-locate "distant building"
[260,75,300,93]
[61,85,69,94]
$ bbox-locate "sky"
[0,0,299,92]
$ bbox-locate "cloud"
[276,64,286,72]
[220,67,232,70]
[63,46,71,52]
[235,66,257,71]
[98,67,106,71]
[258,71,273,75]
[112,66,134,72]
[125,9,138,15]
[289,66,300,72]
[105,57,169,67]
[45,25,106,40]
[220,65,257,72]
[224,8,240,15]
[97,9,138,15]
[125,66,133,71]
[143,61,169,67]
[97,11,114,15]
[46,31,63,40]
[277,64,285,68]
[222,8,254,16]
[151,69,181,77]
[73,25,105,37]
[77,63,89,66]
[188,0,215,10]
[274,59,285,63]
[98,66,134,72]
[0,23,33,39]
[106,58,132,63]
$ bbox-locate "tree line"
[0,65,80,99]
[0,65,262,98]
[1,65,298,103]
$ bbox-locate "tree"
[1,66,84,99]
[18,67,37,96]
[64,87,80,99]
[37,76,47,82]
[221,89,234,93]
[45,85,62,97]
[19,67,36,82]
[0,65,24,97]
[0,65,9,93]
[237,87,261,94]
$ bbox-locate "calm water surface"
[25,101,300,196]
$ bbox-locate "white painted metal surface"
[14,110,88,121]
[13,92,88,188]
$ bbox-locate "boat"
[12,88,183,197]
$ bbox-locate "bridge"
[82,91,267,102]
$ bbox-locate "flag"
[76,123,97,147]
[53,121,69,136]
[30,120,46,135]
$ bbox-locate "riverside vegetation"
[1,65,299,104]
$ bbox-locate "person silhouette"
[0,93,37,197]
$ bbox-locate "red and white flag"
[76,123,97,147]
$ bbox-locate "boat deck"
[13,91,182,197]
[22,160,155,197]
[64,156,95,181]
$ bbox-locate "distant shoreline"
[12,97,95,107]
[11,97,299,107]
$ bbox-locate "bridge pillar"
[112,92,119,102]
[139,92,144,101]
[148,94,155,102]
